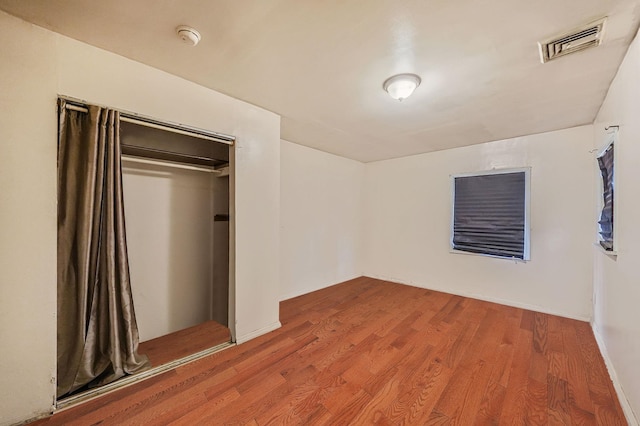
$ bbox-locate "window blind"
[453,171,526,259]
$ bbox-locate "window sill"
[594,243,617,258]
[450,248,529,263]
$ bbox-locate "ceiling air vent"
[539,18,606,63]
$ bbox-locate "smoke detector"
[539,18,606,63]
[176,25,201,46]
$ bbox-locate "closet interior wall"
[120,121,230,343]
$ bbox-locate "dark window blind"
[453,171,526,259]
[597,144,614,250]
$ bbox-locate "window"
[451,168,530,260]
[597,130,616,252]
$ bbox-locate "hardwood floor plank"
[120,391,208,426]
[442,315,480,369]
[325,389,371,425]
[574,323,626,425]
[426,409,451,425]
[291,368,350,418]
[350,376,400,424]
[207,374,288,424]
[138,320,230,367]
[499,328,534,424]
[32,277,626,426]
[253,367,323,424]
[474,311,520,424]
[391,362,452,426]
[547,315,566,353]
[475,380,507,425]
[521,310,535,331]
[548,374,572,426]
[432,358,492,424]
[530,350,548,385]
[526,377,549,425]
[561,318,597,418]
[429,294,465,325]
[533,312,549,354]
[548,351,570,382]
[496,311,523,388]
[203,336,317,401]
[169,387,240,425]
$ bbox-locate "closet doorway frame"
[56,96,238,410]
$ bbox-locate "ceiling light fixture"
[383,73,421,101]
[176,25,201,46]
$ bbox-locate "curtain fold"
[57,101,150,398]
[597,143,614,251]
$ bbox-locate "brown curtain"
[57,100,150,398]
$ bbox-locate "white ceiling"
[1,1,639,162]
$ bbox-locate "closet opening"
[57,99,234,407]
[121,120,232,367]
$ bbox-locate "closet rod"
[61,100,235,145]
[122,155,221,173]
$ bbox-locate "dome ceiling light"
[383,73,421,101]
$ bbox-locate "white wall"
[363,125,595,320]
[0,14,58,425]
[280,140,364,300]
[0,10,280,425]
[122,162,216,342]
[592,28,640,423]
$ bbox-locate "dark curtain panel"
[453,172,526,259]
[598,144,614,250]
[57,101,150,398]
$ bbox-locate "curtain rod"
[61,98,235,145]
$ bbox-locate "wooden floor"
[139,320,231,367]
[32,277,625,425]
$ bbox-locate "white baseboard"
[235,321,282,344]
[591,324,639,426]
[364,274,591,322]
[280,285,326,302]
